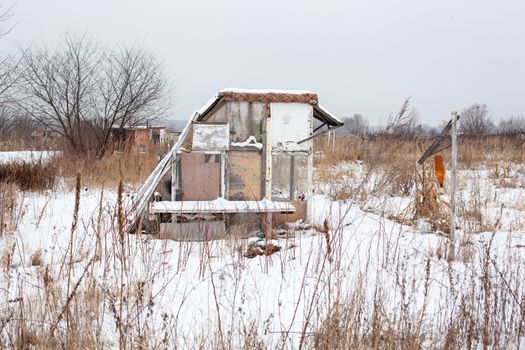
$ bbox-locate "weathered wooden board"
[228,151,262,200]
[272,154,291,200]
[271,154,308,200]
[227,101,265,143]
[181,153,220,201]
[293,155,308,199]
[273,200,307,226]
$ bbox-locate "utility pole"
[448,111,458,261]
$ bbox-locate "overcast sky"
[2,0,524,126]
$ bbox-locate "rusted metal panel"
[192,123,229,151]
[218,90,318,104]
[181,153,220,201]
[229,151,262,200]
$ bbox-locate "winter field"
[1,136,525,349]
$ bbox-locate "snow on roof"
[219,88,316,95]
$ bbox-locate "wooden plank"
[151,199,295,214]
[229,151,262,200]
[273,200,307,226]
[449,112,459,261]
[181,153,220,201]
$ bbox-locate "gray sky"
[2,0,525,125]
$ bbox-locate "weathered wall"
[181,153,221,200]
[273,200,307,226]
[226,102,265,143]
[271,154,308,201]
[269,103,311,150]
[192,123,229,151]
[204,103,228,123]
[228,151,262,200]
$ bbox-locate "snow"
[220,88,316,95]
[151,197,296,213]
[0,151,57,164]
[230,135,263,150]
[2,162,525,348]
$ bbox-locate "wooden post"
[448,111,458,261]
[263,103,273,240]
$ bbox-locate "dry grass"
[316,134,525,172]
[0,161,57,191]
[50,151,159,188]
[1,134,525,348]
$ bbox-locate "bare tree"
[0,2,15,38]
[19,35,99,154]
[93,45,169,157]
[0,2,18,139]
[498,115,525,135]
[18,34,170,156]
[459,103,494,136]
[343,113,369,135]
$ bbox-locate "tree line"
[341,100,525,137]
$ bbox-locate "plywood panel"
[229,151,262,200]
[181,153,220,201]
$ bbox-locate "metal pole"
[448,111,458,261]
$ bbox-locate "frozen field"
[1,157,525,348]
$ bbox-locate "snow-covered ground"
[0,151,57,164]
[1,161,525,348]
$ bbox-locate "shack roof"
[195,88,343,127]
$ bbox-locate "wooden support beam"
[448,111,459,262]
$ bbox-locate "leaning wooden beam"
[297,124,343,144]
[150,199,296,214]
[127,111,195,231]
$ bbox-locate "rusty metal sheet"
[218,90,318,104]
[229,151,262,200]
[181,153,220,201]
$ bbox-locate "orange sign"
[434,154,445,187]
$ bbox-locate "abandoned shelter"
[110,125,168,153]
[131,89,343,239]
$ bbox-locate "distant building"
[111,125,167,153]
